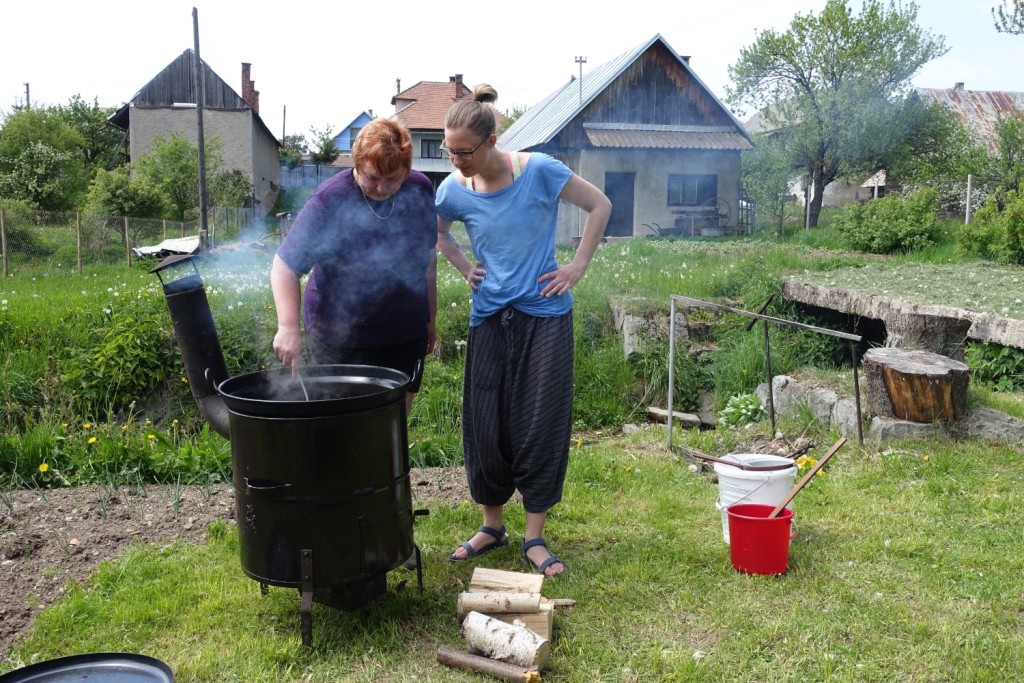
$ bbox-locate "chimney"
[396,77,401,94]
[680,55,691,64]
[953,82,965,91]
[241,63,260,114]
[450,74,463,85]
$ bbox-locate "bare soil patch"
[0,467,471,657]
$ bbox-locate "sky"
[3,0,1023,141]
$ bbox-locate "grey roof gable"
[108,49,278,145]
[499,33,752,152]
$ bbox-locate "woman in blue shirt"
[436,84,611,577]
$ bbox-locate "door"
[604,172,635,237]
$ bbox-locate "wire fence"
[0,207,283,276]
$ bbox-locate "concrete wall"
[128,106,279,213]
[556,148,743,244]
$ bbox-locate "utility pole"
[23,83,30,109]
[193,7,210,250]
[575,56,587,103]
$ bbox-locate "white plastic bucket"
[714,454,797,544]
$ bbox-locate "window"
[349,127,362,145]
[668,174,718,206]
[422,139,443,159]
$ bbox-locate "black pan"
[212,363,418,417]
[0,653,173,682]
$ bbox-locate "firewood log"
[457,591,542,620]
[461,611,551,669]
[436,646,542,682]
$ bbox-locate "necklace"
[359,187,397,222]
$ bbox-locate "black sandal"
[521,537,567,576]
[448,525,509,562]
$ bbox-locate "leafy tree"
[0,141,80,210]
[992,113,1024,194]
[741,134,799,235]
[0,107,88,209]
[56,95,125,172]
[883,98,991,213]
[993,0,1024,33]
[497,105,527,136]
[86,166,171,219]
[209,169,253,209]
[279,134,307,169]
[728,0,947,227]
[133,132,222,220]
[308,125,340,184]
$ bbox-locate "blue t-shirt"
[435,153,573,326]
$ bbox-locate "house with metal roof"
[108,51,280,216]
[499,34,754,244]
[915,83,1024,154]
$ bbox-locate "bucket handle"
[690,449,793,471]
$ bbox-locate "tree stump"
[863,347,970,422]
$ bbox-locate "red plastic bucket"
[726,503,794,575]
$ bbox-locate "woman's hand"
[538,261,585,297]
[465,262,486,290]
[273,326,303,377]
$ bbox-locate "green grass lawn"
[3,424,1023,681]
[2,226,1024,680]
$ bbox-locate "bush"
[965,341,1024,392]
[62,298,180,420]
[835,188,941,254]
[958,190,1024,266]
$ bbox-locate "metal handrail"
[667,294,864,448]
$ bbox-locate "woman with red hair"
[271,118,437,412]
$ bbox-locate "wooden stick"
[457,591,542,620]
[437,646,542,682]
[769,437,847,518]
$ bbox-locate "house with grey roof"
[108,51,280,216]
[499,34,754,244]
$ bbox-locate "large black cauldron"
[152,256,423,647]
[215,365,417,600]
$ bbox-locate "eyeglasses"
[440,137,489,160]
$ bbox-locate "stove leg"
[414,544,423,594]
[300,549,313,648]
[259,582,269,597]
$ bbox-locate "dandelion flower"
[38,463,49,473]
[83,422,92,430]
[147,434,156,441]
[88,436,97,444]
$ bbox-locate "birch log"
[462,611,551,669]
[436,646,542,683]
[457,591,542,620]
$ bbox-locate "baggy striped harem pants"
[462,307,574,513]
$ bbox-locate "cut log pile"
[437,568,575,681]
